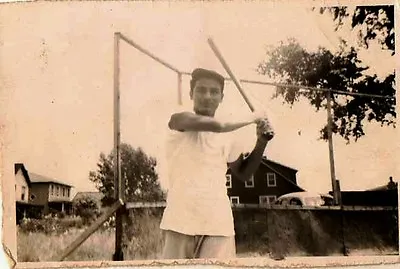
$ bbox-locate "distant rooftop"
[29,172,73,187]
[73,191,104,202]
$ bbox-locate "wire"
[181,71,393,100]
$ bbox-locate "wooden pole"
[56,200,124,261]
[207,38,255,112]
[119,33,181,73]
[326,91,339,205]
[113,32,124,261]
[177,72,183,106]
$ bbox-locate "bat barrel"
[207,38,255,112]
[207,37,274,140]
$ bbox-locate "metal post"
[326,91,339,205]
[113,32,124,261]
[177,72,183,106]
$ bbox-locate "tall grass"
[17,209,164,262]
[18,228,116,262]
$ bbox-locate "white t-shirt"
[159,115,243,236]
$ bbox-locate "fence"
[125,203,398,258]
[233,205,398,257]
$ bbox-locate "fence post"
[336,180,348,256]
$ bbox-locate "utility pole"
[326,90,340,205]
[113,32,124,261]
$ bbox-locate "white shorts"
[161,230,236,259]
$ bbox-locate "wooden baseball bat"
[207,37,255,112]
[207,37,274,139]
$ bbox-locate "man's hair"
[190,68,225,92]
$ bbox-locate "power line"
[240,79,394,100]
[181,71,393,100]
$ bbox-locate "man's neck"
[194,109,215,117]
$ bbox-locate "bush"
[19,216,84,235]
[73,196,101,225]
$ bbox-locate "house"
[15,164,31,204]
[14,163,74,217]
[226,157,304,206]
[29,172,74,214]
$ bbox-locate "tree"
[257,5,395,142]
[318,6,394,54]
[89,143,165,207]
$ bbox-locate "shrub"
[19,216,84,235]
[73,196,101,225]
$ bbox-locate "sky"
[0,1,398,197]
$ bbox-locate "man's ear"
[189,88,194,100]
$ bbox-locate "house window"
[230,196,240,205]
[51,184,54,196]
[226,174,232,188]
[245,175,254,188]
[259,195,277,205]
[62,187,66,197]
[266,173,276,187]
[67,188,70,197]
[56,186,60,196]
[21,186,26,201]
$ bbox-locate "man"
[160,68,274,259]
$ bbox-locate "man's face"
[190,78,224,117]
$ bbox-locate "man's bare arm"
[228,139,268,182]
[228,120,274,182]
[168,112,257,133]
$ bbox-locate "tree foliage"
[89,143,165,207]
[72,195,101,224]
[257,5,395,142]
[319,5,394,54]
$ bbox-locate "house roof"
[14,163,31,186]
[261,159,305,191]
[72,191,104,202]
[262,157,298,172]
[366,183,398,191]
[366,177,398,191]
[29,172,73,187]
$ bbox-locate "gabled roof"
[262,157,298,172]
[261,159,305,191]
[241,154,298,172]
[29,172,73,187]
[72,191,104,208]
[14,163,31,186]
[72,191,104,202]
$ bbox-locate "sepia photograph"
[0,0,398,267]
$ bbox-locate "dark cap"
[190,68,225,91]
